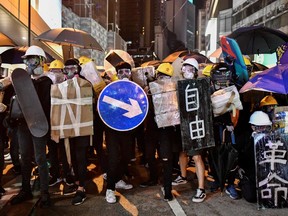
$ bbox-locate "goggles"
[64,65,79,75]
[181,65,196,74]
[117,69,131,80]
[156,72,171,80]
[23,56,40,67]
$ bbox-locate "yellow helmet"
[49,59,64,69]
[243,55,252,66]
[259,95,278,107]
[156,63,174,77]
[202,64,213,77]
[79,56,92,65]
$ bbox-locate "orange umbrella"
[0,33,16,47]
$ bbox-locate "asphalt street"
[0,158,287,216]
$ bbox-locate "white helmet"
[22,45,46,60]
[249,111,272,126]
[183,58,199,70]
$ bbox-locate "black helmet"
[210,63,233,90]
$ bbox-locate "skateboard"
[220,36,249,86]
[11,68,49,137]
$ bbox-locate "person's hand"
[0,103,7,112]
[226,125,234,132]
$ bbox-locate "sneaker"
[192,188,206,203]
[105,189,116,204]
[10,190,33,205]
[139,180,158,188]
[115,180,133,190]
[225,185,239,199]
[39,192,51,208]
[49,176,62,186]
[63,184,78,195]
[161,187,173,201]
[72,190,87,206]
[63,175,74,186]
[172,175,187,186]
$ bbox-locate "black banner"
[254,133,288,208]
[177,78,215,153]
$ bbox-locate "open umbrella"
[208,47,223,59]
[141,60,161,68]
[0,33,16,47]
[35,27,103,51]
[104,49,135,72]
[240,64,288,94]
[226,25,288,55]
[162,50,212,63]
[0,46,54,64]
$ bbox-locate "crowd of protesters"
[0,45,287,208]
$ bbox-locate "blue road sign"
[97,80,149,131]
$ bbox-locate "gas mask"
[24,56,43,76]
[64,65,79,79]
[181,65,196,79]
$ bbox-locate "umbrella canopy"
[162,50,212,64]
[240,64,288,94]
[208,47,222,59]
[104,49,135,72]
[226,25,288,55]
[35,28,103,51]
[141,60,161,68]
[0,46,54,64]
[0,32,16,47]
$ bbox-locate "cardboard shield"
[177,78,215,152]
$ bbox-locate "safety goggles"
[23,56,40,67]
[181,65,196,74]
[64,65,78,75]
[117,69,131,79]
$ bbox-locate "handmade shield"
[254,133,288,208]
[177,78,215,151]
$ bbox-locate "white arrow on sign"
[102,95,143,118]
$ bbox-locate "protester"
[58,58,91,205]
[149,62,182,201]
[209,63,240,199]
[104,61,138,204]
[10,45,52,207]
[259,95,278,121]
[172,58,207,203]
[45,60,73,188]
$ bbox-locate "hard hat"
[249,111,272,126]
[22,45,46,60]
[259,95,278,107]
[49,59,64,69]
[183,58,199,70]
[79,56,92,65]
[202,64,213,77]
[156,63,174,77]
[243,55,252,66]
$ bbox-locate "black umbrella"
[35,27,103,51]
[209,129,238,191]
[0,46,54,64]
[227,25,288,55]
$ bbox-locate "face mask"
[183,71,195,79]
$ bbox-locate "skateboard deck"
[220,36,249,85]
[11,68,49,137]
